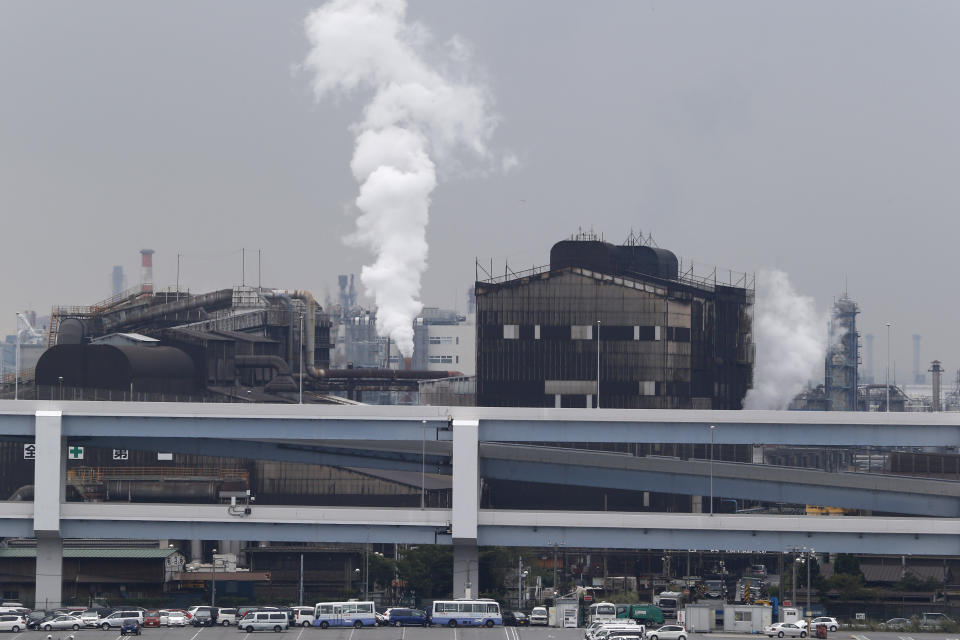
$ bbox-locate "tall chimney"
[912,334,922,383]
[930,360,943,412]
[140,249,155,294]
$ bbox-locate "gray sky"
[2,1,958,383]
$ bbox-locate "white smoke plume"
[744,270,828,410]
[304,0,497,356]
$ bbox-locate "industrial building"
[474,233,754,409]
[824,296,859,411]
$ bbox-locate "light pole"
[299,313,304,404]
[14,314,21,400]
[806,548,814,629]
[885,322,891,411]
[211,547,217,608]
[299,552,304,606]
[596,320,601,408]
[421,420,427,509]
[518,555,528,610]
[709,425,716,515]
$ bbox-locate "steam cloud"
[304,0,497,356]
[744,270,827,410]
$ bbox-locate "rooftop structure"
[474,233,754,409]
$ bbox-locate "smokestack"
[140,249,155,294]
[864,333,874,383]
[403,357,412,371]
[930,360,943,411]
[912,334,922,383]
[111,265,125,296]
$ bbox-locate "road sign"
[113,449,129,461]
[68,446,84,460]
[23,444,36,460]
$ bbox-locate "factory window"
[456,355,460,364]
[456,336,459,344]
[655,325,662,341]
[3,591,18,600]
[639,381,656,396]
[734,612,752,622]
[503,324,519,339]
[430,336,453,344]
[429,355,453,364]
[571,325,593,340]
[535,324,541,340]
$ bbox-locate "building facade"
[475,237,754,409]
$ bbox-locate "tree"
[396,545,452,599]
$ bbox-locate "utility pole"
[299,553,304,606]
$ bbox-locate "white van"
[291,607,315,627]
[238,611,289,633]
[216,608,239,626]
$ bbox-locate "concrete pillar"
[33,410,64,610]
[453,541,479,599]
[36,535,63,609]
[691,495,702,513]
[452,419,480,597]
[191,539,203,562]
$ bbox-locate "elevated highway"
[1,400,959,606]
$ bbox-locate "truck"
[654,591,684,621]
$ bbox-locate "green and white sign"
[68,445,84,460]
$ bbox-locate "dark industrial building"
[474,234,754,409]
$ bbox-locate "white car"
[648,625,687,640]
[161,610,188,626]
[809,617,839,632]
[40,615,83,631]
[80,610,102,627]
[0,615,26,632]
[217,608,239,626]
[766,622,807,638]
[530,607,548,625]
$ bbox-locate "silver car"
[40,615,82,631]
[765,622,807,638]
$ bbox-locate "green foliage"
[833,554,861,576]
[825,572,877,601]
[367,553,397,590]
[396,545,452,599]
[766,585,779,598]
[893,572,942,592]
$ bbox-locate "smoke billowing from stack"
[304,0,497,357]
[744,270,827,410]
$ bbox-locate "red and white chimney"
[140,249,155,294]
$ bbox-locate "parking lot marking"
[295,628,304,640]
[189,629,204,640]
[898,636,915,640]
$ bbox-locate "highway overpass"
[1,400,959,606]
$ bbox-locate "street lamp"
[709,425,716,515]
[211,547,217,608]
[299,313,304,405]
[58,376,64,401]
[885,322,891,412]
[596,320,601,408]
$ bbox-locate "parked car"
[26,612,56,630]
[385,608,429,627]
[880,617,910,631]
[375,610,388,626]
[166,611,188,627]
[82,608,111,627]
[291,607,315,628]
[647,625,687,640]
[239,611,289,633]
[191,611,216,627]
[39,615,82,631]
[502,611,529,626]
[188,606,217,621]
[217,608,239,626]
[920,613,954,630]
[765,622,807,638]
[0,615,26,632]
[120,620,141,636]
[809,617,839,632]
[530,606,548,625]
[100,611,145,630]
[143,611,160,628]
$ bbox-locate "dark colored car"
[191,612,216,627]
[385,608,429,627]
[26,612,54,630]
[143,611,161,628]
[502,611,529,626]
[120,621,141,636]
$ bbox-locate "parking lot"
[6,627,960,640]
